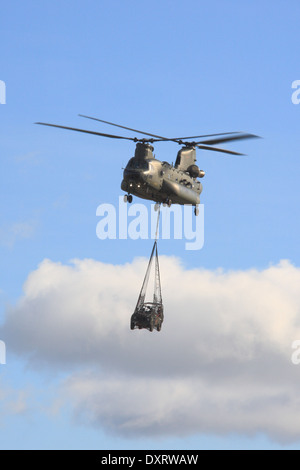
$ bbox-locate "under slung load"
[130,240,164,332]
[131,208,164,332]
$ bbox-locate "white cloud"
[0,220,37,248]
[63,372,300,440]
[0,379,29,421]
[14,151,41,166]
[2,257,300,441]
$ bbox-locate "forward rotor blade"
[198,133,259,146]
[78,114,168,140]
[35,122,138,141]
[78,115,256,146]
[197,145,245,156]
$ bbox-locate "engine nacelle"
[187,165,205,178]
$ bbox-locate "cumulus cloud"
[2,256,300,441]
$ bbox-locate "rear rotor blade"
[198,133,259,146]
[78,114,168,140]
[35,122,139,141]
[197,145,245,156]
[155,131,243,143]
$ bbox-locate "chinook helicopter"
[36,115,258,215]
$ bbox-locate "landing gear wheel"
[194,206,199,216]
[154,203,160,212]
[124,194,133,203]
[167,199,172,207]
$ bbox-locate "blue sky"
[1,0,300,450]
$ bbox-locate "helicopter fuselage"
[121,143,204,207]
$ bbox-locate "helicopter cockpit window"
[127,158,149,170]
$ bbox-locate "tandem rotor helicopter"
[36,115,259,216]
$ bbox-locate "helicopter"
[36,115,259,216]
